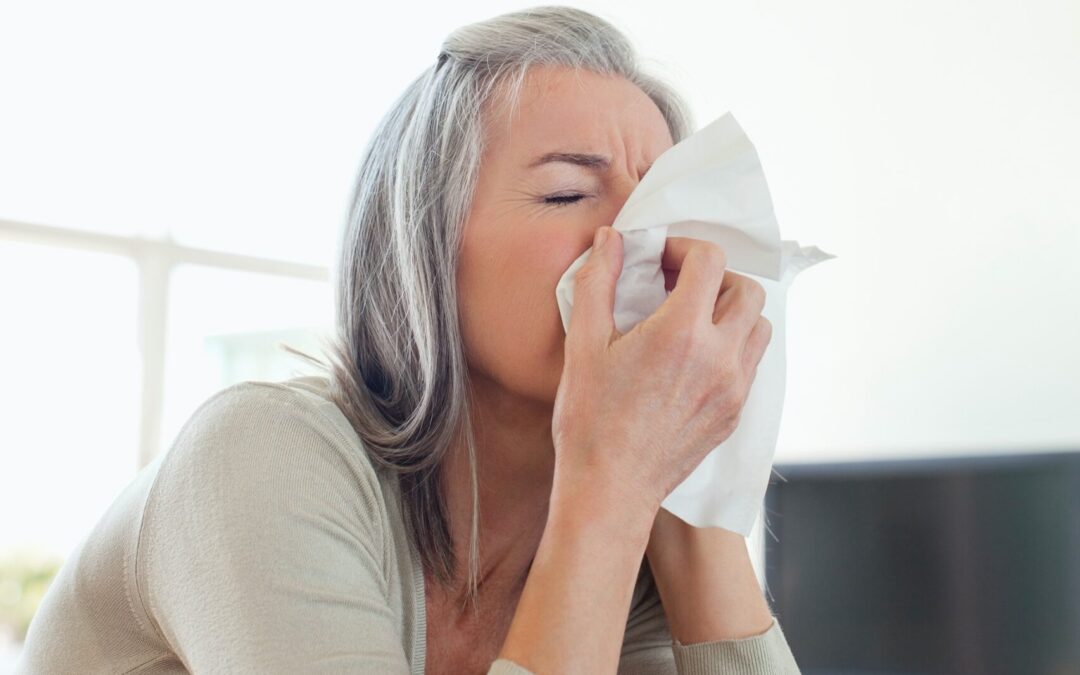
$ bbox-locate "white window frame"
[0,217,329,470]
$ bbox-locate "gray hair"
[289,5,694,610]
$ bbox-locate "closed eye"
[543,193,587,207]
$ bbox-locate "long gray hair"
[289,5,694,609]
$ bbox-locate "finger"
[708,269,750,321]
[661,238,729,325]
[713,274,766,340]
[663,236,739,296]
[740,315,773,376]
[566,226,624,355]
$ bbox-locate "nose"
[588,163,653,245]
[587,179,637,248]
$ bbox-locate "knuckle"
[713,392,743,434]
[712,351,741,390]
[663,318,702,362]
[725,407,744,435]
[737,277,766,309]
[759,316,773,340]
[749,279,767,306]
[698,241,728,270]
[700,349,746,436]
[658,315,714,373]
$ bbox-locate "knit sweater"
[17,375,801,674]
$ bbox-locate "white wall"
[2,0,1077,462]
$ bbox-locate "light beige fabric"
[17,375,800,674]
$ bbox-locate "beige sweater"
[17,375,801,674]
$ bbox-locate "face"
[456,65,674,407]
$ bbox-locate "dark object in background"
[764,450,1080,675]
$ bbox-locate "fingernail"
[594,227,609,249]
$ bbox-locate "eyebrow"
[527,152,611,171]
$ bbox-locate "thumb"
[567,226,623,354]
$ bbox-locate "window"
[0,220,332,660]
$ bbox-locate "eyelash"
[543,193,587,207]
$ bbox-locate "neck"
[437,369,555,603]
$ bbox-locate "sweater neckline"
[400,476,427,675]
[410,534,427,675]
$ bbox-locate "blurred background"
[1,0,1077,673]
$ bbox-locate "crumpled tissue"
[555,112,835,535]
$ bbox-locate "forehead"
[483,65,674,164]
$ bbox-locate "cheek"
[500,231,581,341]
[458,226,584,397]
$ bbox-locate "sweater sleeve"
[488,658,536,674]
[621,555,802,675]
[138,383,413,673]
[671,619,801,674]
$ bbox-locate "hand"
[551,228,773,520]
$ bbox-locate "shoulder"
[168,375,367,457]
[161,376,383,492]
[143,376,396,571]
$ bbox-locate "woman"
[19,6,800,674]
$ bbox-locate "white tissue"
[555,112,835,535]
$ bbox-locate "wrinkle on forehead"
[480,65,673,175]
